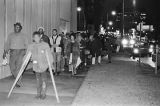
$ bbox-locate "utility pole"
[122,0,125,38]
[122,0,124,37]
[139,21,142,64]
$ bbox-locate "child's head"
[33,31,41,43]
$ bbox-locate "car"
[121,38,136,48]
[131,42,154,59]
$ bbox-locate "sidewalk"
[72,55,160,106]
[0,70,87,106]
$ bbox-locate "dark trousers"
[35,72,47,96]
[9,49,25,84]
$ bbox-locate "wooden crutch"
[7,52,32,98]
[45,50,60,103]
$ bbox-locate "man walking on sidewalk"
[50,29,63,75]
[88,34,102,65]
[3,22,28,87]
[104,36,114,63]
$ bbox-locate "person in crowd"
[62,32,71,71]
[88,34,102,65]
[77,33,87,69]
[66,34,80,76]
[50,29,63,75]
[104,35,114,63]
[25,31,53,99]
[3,22,28,87]
[38,27,51,47]
[59,33,66,72]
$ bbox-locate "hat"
[37,27,45,31]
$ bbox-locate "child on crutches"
[25,31,54,99]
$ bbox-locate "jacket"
[26,42,53,72]
[50,35,62,53]
[66,41,80,64]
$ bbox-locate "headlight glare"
[149,48,153,53]
[122,39,128,45]
[130,39,135,45]
[133,48,139,54]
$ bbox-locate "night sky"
[103,0,159,25]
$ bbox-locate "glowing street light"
[108,21,113,26]
[111,11,116,16]
[77,7,82,12]
[133,0,136,7]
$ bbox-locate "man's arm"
[4,34,11,53]
[3,35,11,58]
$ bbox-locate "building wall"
[0,0,77,79]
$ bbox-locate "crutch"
[45,50,60,103]
[7,52,32,98]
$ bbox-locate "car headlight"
[122,39,128,45]
[129,39,135,45]
[150,45,154,48]
[133,48,139,54]
[149,48,153,53]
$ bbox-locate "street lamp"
[106,10,116,31]
[111,11,116,16]
[77,7,82,31]
[133,0,136,7]
[108,21,113,26]
[77,7,82,12]
[107,11,117,23]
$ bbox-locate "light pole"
[108,21,113,26]
[111,11,116,16]
[133,0,136,8]
[122,0,125,38]
[106,11,116,31]
[77,7,82,31]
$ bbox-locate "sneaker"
[57,72,60,76]
[15,84,21,88]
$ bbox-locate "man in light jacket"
[50,29,63,75]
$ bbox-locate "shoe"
[15,84,21,88]
[57,72,60,76]
[53,72,56,75]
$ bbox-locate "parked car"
[131,42,154,59]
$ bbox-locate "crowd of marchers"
[3,22,119,100]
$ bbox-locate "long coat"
[66,41,80,65]
[88,38,102,57]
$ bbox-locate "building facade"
[0,0,77,79]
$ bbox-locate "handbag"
[69,53,73,64]
[75,57,81,68]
